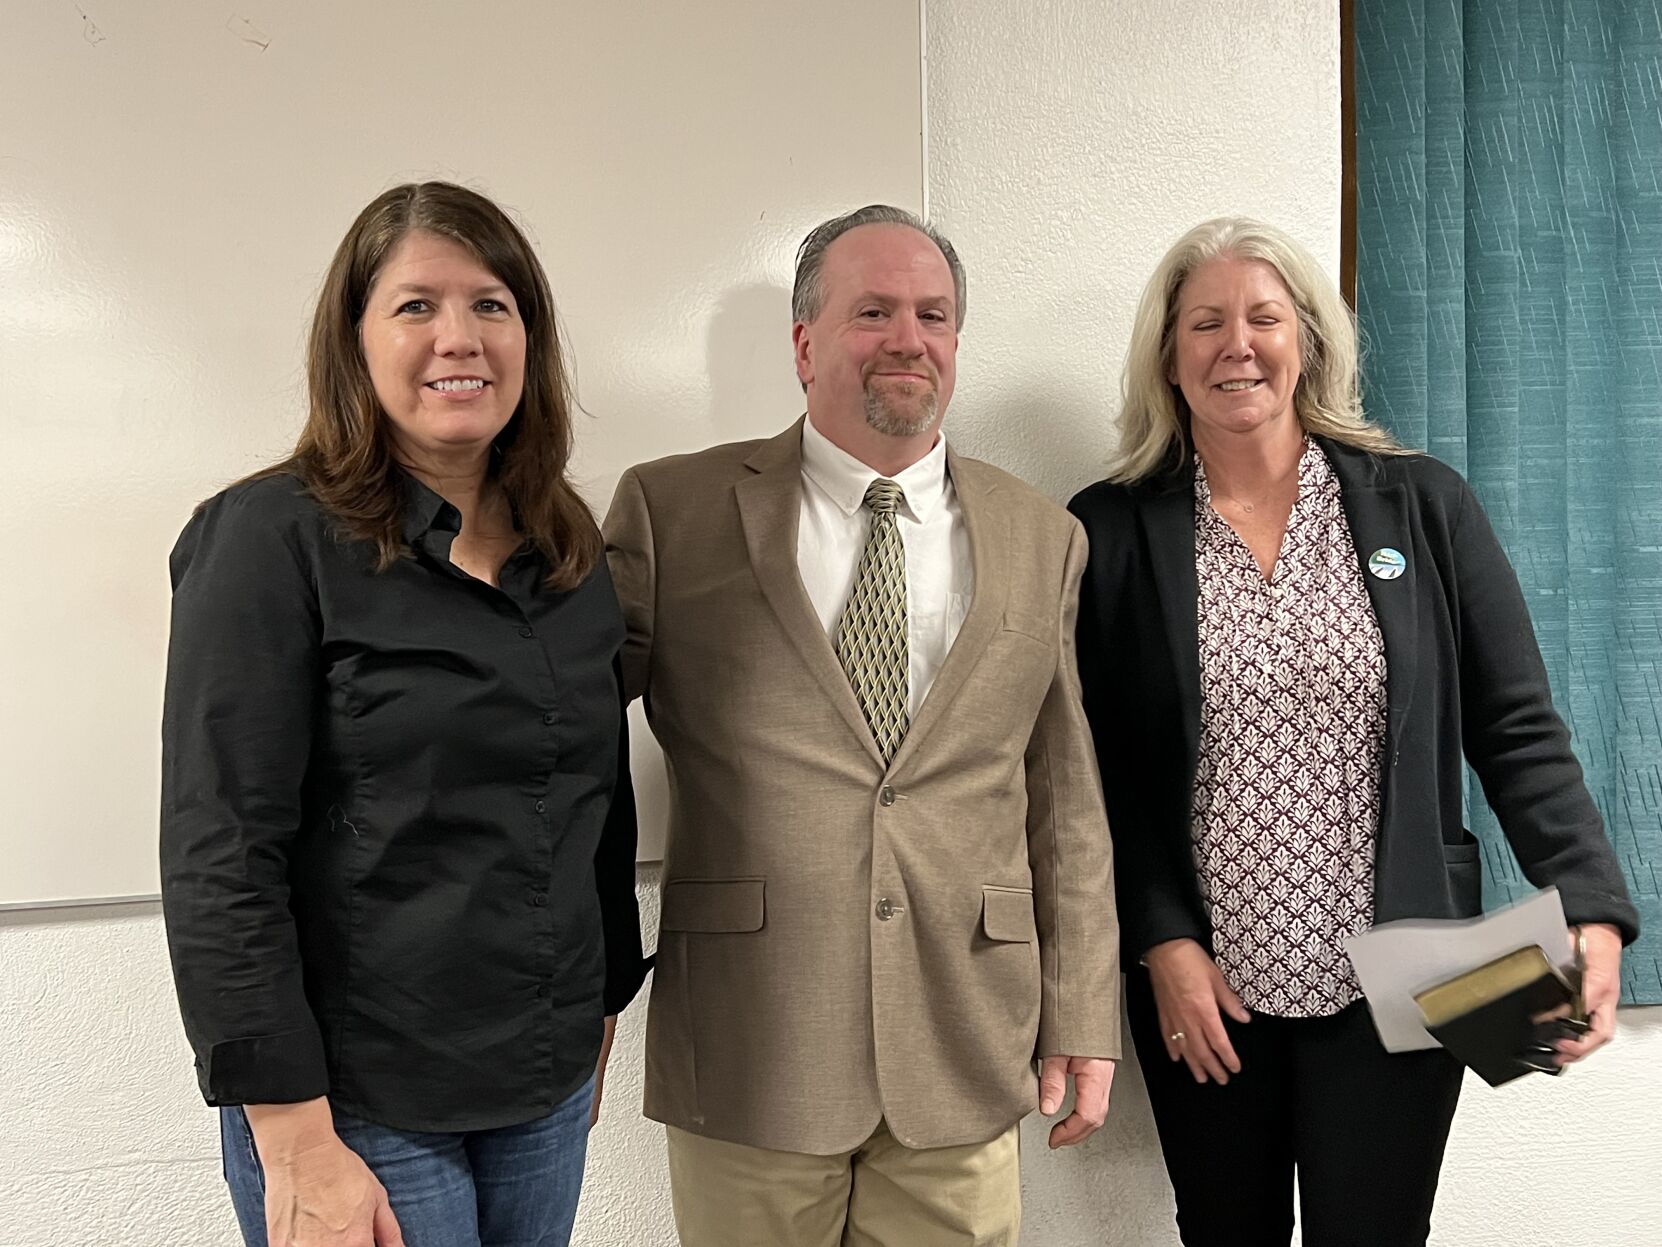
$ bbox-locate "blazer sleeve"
[1449,479,1640,943]
[1026,518,1122,1059]
[160,490,330,1106]
[1068,489,1210,962]
[603,466,656,704]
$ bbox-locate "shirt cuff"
[200,1028,331,1107]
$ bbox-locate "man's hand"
[590,1014,619,1127]
[1038,1055,1115,1148]
[245,1099,402,1247]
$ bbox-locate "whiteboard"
[0,0,923,907]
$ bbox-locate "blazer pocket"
[661,879,765,933]
[1000,610,1051,645]
[982,885,1037,943]
[1442,831,1483,917]
[1442,830,1481,864]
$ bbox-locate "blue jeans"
[221,1075,594,1247]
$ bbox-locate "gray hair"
[1111,216,1406,483]
[792,205,967,330]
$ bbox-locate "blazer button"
[879,785,896,807]
[875,897,904,921]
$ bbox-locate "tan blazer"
[604,420,1119,1155]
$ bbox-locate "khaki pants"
[666,1119,1021,1247]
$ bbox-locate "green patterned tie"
[837,478,910,764]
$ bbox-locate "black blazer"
[1067,436,1639,964]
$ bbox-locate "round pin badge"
[1368,548,1406,580]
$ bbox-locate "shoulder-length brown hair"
[254,180,599,589]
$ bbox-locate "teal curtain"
[1356,0,1661,1003]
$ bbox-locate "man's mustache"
[863,359,937,389]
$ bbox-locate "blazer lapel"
[1322,438,1419,752]
[1141,478,1203,766]
[735,421,885,767]
[887,449,1007,774]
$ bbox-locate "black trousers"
[1127,968,1465,1247]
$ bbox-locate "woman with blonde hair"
[1068,217,1636,1245]
[161,182,648,1246]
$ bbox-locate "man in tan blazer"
[604,205,1120,1246]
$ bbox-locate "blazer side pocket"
[1443,831,1482,917]
[661,878,766,933]
[982,885,1037,943]
[1000,610,1052,645]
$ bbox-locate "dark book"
[1413,946,1582,1087]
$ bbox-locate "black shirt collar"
[398,470,463,546]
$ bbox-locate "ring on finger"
[1169,1030,1186,1043]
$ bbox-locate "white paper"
[1343,888,1571,1053]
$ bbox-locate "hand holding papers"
[1344,889,1584,1085]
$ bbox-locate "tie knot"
[864,478,905,515]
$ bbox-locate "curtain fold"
[1356,0,1660,1002]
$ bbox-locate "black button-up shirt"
[161,473,649,1133]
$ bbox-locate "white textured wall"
[6,4,1660,1246]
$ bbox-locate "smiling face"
[1169,255,1303,450]
[793,223,958,446]
[359,230,527,465]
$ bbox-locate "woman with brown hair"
[161,182,648,1246]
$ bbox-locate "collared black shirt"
[161,472,649,1133]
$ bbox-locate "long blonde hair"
[1110,216,1404,483]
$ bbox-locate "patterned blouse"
[1191,439,1387,1018]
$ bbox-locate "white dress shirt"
[797,415,974,719]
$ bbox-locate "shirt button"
[532,893,547,907]
[534,800,547,814]
[879,786,896,807]
[519,626,534,638]
[536,984,551,1000]
[875,897,897,921]
[542,711,557,725]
